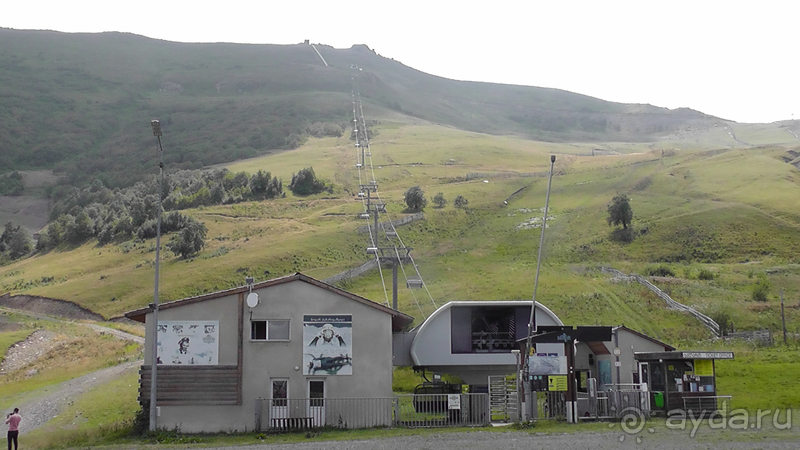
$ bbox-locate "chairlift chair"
[358,213,370,219]
[385,230,397,238]
[406,277,423,289]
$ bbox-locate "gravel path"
[0,330,61,376]
[1,318,144,435]
[16,360,141,434]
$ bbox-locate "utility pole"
[781,288,787,344]
[149,120,165,432]
[524,156,556,371]
[522,155,556,424]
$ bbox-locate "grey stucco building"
[125,272,412,433]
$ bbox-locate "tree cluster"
[289,167,328,195]
[0,171,24,196]
[35,167,284,256]
[412,191,469,210]
[0,222,32,261]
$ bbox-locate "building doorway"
[270,378,289,419]
[308,379,325,426]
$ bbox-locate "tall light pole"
[149,119,164,432]
[523,155,556,411]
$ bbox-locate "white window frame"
[250,319,290,341]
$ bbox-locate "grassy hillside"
[1,119,798,345]
[2,28,768,191]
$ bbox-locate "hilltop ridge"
[1,28,720,189]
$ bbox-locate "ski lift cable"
[406,253,438,310]
[374,253,391,307]
[358,129,432,311]
[352,86,435,311]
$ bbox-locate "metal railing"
[255,397,395,431]
[683,396,732,416]
[578,390,650,419]
[396,393,490,427]
[255,394,490,431]
[601,267,720,336]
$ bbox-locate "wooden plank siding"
[138,366,241,405]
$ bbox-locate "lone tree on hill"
[166,218,207,259]
[607,194,632,229]
[404,186,427,211]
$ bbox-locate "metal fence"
[255,394,490,431]
[396,393,490,427]
[578,390,650,420]
[683,395,732,417]
[255,397,395,431]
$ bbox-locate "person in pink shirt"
[5,408,20,450]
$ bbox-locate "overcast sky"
[4,0,798,124]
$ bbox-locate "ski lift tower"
[366,246,413,309]
[367,201,386,246]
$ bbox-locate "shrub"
[698,268,715,280]
[752,281,770,302]
[454,195,469,209]
[644,265,675,277]
[432,192,447,208]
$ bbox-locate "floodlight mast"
[523,155,556,377]
[149,119,164,432]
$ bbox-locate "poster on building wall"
[303,315,353,375]
[157,321,219,365]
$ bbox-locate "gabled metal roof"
[124,272,414,332]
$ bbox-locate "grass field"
[1,121,799,332]
[1,119,800,447]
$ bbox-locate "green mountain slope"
[1,120,798,345]
[2,28,721,189]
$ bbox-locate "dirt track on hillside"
[0,307,143,435]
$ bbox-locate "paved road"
[186,427,800,450]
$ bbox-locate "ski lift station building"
[393,301,564,385]
[125,272,413,433]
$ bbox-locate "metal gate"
[488,375,518,422]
